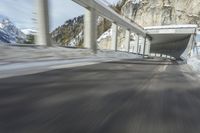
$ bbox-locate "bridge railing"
[35,0,149,57]
[72,0,148,55]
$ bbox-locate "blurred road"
[1,58,200,133]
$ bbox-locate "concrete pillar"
[145,39,150,56]
[138,45,141,54]
[111,23,118,51]
[195,43,199,55]
[136,35,140,54]
[196,46,199,55]
[125,30,131,52]
[84,8,97,53]
[36,0,51,46]
[143,36,147,58]
[139,37,145,55]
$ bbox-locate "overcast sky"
[0,0,119,31]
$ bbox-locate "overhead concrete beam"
[146,29,196,35]
[145,25,197,35]
[36,0,51,46]
[84,8,97,53]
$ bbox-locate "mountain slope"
[0,15,26,43]
[51,16,111,47]
[51,16,84,47]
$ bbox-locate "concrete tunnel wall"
[146,26,197,60]
[150,35,191,59]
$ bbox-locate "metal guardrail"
[0,43,38,48]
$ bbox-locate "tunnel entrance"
[145,25,197,60]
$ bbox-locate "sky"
[0,0,119,31]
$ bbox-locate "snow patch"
[0,15,26,43]
[188,56,200,72]
[97,16,104,25]
[0,23,4,29]
[96,50,141,59]
[0,44,141,64]
[130,0,141,4]
[97,28,112,43]
[68,31,83,47]
[21,29,37,35]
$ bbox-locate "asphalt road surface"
[1,58,200,133]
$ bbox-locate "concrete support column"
[196,45,199,55]
[111,23,118,51]
[192,43,197,55]
[136,35,140,54]
[125,30,131,52]
[145,39,150,56]
[84,8,97,53]
[139,37,145,55]
[36,0,51,46]
[143,36,147,58]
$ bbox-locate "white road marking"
[49,62,99,69]
[180,64,200,81]
[184,73,197,81]
[158,65,168,72]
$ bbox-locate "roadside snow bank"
[96,50,141,59]
[188,56,200,72]
[0,44,141,64]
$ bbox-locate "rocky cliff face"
[98,0,200,50]
[51,16,84,47]
[52,0,200,48]
[121,0,200,27]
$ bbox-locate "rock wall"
[121,0,200,27]
[98,0,200,50]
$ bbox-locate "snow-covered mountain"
[0,15,26,43]
[21,29,37,35]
